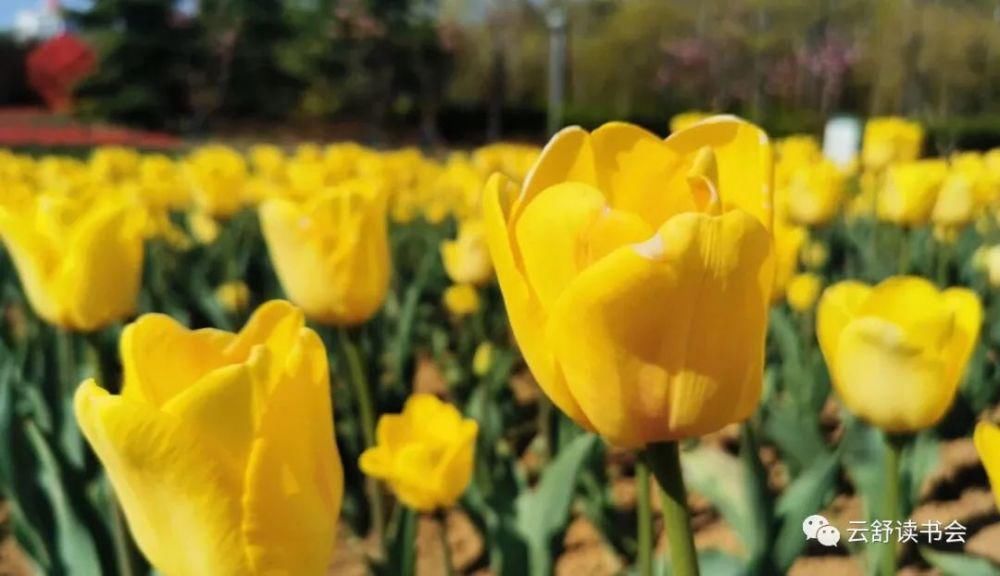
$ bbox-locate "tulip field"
[4,115,1000,576]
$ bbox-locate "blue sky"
[1,0,92,30]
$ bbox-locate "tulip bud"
[74,301,344,575]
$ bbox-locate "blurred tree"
[68,0,197,130]
[198,0,303,120]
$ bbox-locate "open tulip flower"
[484,116,774,448]
[818,277,981,433]
[0,192,146,331]
[484,115,773,576]
[74,300,344,575]
[359,393,477,512]
[260,180,390,326]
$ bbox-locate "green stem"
[879,434,904,576]
[336,329,385,550]
[338,329,377,448]
[437,511,456,576]
[898,228,910,275]
[644,442,699,576]
[636,460,653,576]
[400,508,418,576]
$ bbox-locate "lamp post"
[546,6,566,136]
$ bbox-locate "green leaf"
[919,548,1000,576]
[24,421,104,576]
[773,450,839,572]
[654,550,748,576]
[903,431,939,508]
[514,433,599,576]
[681,444,754,554]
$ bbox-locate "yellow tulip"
[443,283,480,317]
[974,422,1000,509]
[772,220,808,301]
[188,210,220,245]
[862,117,924,172]
[74,300,343,575]
[441,220,493,286]
[0,194,145,331]
[932,170,978,228]
[259,181,390,325]
[787,273,822,313]
[473,342,494,377]
[184,145,249,218]
[248,144,286,182]
[974,245,1000,288]
[359,393,477,511]
[215,280,251,313]
[817,277,981,433]
[877,160,948,225]
[775,135,822,190]
[802,239,829,269]
[139,154,190,211]
[783,160,844,226]
[484,117,774,447]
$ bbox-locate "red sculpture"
[26,33,96,112]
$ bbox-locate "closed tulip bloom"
[359,393,478,511]
[932,170,978,228]
[484,117,774,448]
[784,160,844,226]
[215,280,251,313]
[787,273,822,313]
[0,194,145,331]
[877,160,948,226]
[975,422,1000,509]
[443,283,480,317]
[772,220,808,301]
[817,277,981,433]
[184,145,249,218]
[74,300,343,575]
[862,117,924,172]
[260,181,390,325]
[775,135,822,190]
[441,220,493,285]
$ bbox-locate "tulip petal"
[483,174,593,430]
[242,329,341,575]
[833,317,952,432]
[588,122,692,227]
[514,126,598,226]
[974,422,1000,510]
[664,116,773,231]
[816,280,872,368]
[160,354,265,474]
[514,181,614,308]
[58,202,144,331]
[860,277,954,350]
[433,420,478,508]
[941,288,983,390]
[546,210,773,447]
[0,207,64,325]
[121,314,235,407]
[74,380,249,576]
